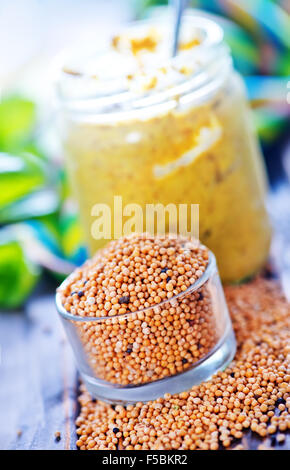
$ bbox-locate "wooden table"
[0,279,78,450]
[1,186,289,450]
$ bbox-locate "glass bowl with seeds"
[56,234,236,404]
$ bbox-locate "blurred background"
[0,0,289,309]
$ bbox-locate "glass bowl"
[55,251,236,404]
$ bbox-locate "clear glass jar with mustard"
[57,15,271,283]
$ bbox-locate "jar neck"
[57,16,233,121]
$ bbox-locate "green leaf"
[0,188,59,224]
[0,239,40,309]
[0,152,46,209]
[0,96,36,152]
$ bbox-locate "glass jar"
[57,15,271,283]
[56,251,236,404]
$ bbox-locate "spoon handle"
[171,0,188,57]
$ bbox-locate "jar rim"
[55,250,216,323]
[56,14,231,119]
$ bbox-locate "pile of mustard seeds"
[59,234,217,384]
[76,278,290,450]
[59,233,209,318]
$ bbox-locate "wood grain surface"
[0,279,78,450]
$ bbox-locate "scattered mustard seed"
[75,278,290,450]
[276,433,285,444]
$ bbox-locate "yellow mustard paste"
[61,19,271,283]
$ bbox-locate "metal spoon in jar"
[171,0,188,56]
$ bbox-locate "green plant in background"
[0,237,40,309]
[138,0,290,142]
[0,97,40,309]
[0,96,85,309]
[0,96,36,152]
[0,152,46,209]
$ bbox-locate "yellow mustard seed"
[75,278,290,450]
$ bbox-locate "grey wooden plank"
[0,286,78,450]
